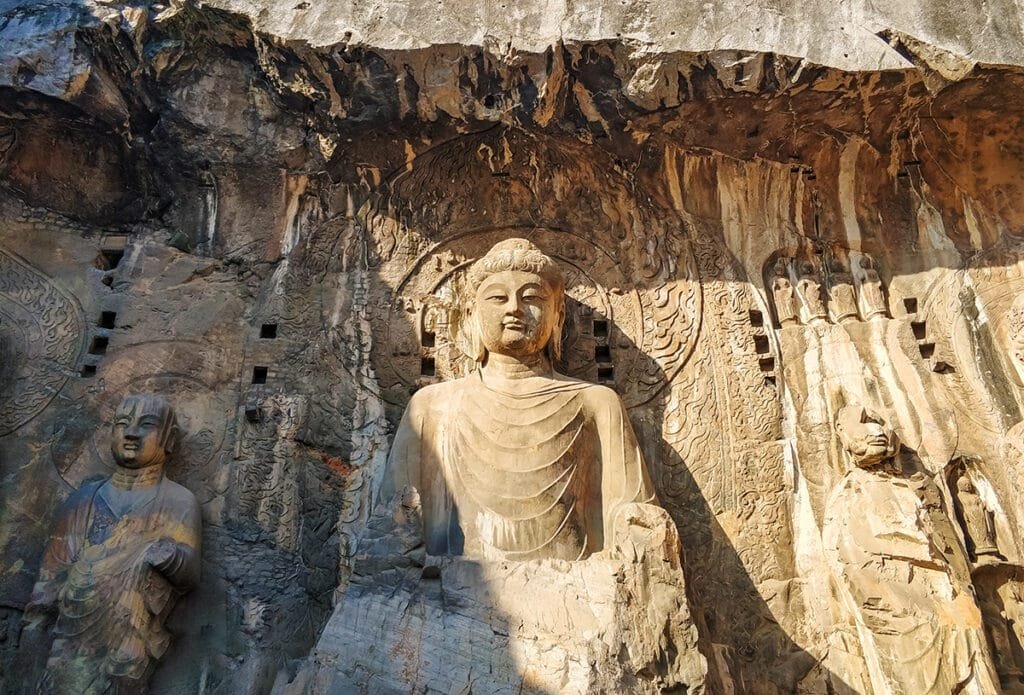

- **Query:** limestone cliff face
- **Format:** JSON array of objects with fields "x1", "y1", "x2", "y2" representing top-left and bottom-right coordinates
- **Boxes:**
[{"x1": 4, "y1": 1, "x2": 1024, "y2": 693}]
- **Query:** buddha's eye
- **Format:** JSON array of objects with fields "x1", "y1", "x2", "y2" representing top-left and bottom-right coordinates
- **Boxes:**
[{"x1": 485, "y1": 294, "x2": 507, "y2": 304}]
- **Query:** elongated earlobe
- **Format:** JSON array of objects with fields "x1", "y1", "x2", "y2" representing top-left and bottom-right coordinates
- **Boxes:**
[{"x1": 467, "y1": 310, "x2": 486, "y2": 364}]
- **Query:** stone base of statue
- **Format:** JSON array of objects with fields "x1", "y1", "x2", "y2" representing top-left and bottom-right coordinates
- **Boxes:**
[{"x1": 276, "y1": 504, "x2": 706, "y2": 694}]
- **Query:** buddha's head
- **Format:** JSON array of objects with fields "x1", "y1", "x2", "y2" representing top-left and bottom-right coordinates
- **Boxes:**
[
  {"x1": 463, "y1": 238, "x2": 566, "y2": 364},
  {"x1": 835, "y1": 405, "x2": 899, "y2": 468},
  {"x1": 111, "y1": 394, "x2": 179, "y2": 469}
]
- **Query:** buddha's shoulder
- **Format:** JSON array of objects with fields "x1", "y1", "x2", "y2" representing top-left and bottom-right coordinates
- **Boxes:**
[
  {"x1": 405, "y1": 379, "x2": 464, "y2": 408},
  {"x1": 549, "y1": 373, "x2": 623, "y2": 407}
]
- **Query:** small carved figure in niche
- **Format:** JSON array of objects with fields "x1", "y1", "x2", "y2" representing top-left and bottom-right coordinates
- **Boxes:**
[
  {"x1": 825, "y1": 258, "x2": 858, "y2": 323},
  {"x1": 379, "y1": 238, "x2": 656, "y2": 561},
  {"x1": 951, "y1": 471, "x2": 1002, "y2": 563},
  {"x1": 823, "y1": 405, "x2": 999, "y2": 694},
  {"x1": 21, "y1": 394, "x2": 201, "y2": 694},
  {"x1": 856, "y1": 255, "x2": 888, "y2": 320},
  {"x1": 770, "y1": 258, "x2": 798, "y2": 326},
  {"x1": 796, "y1": 260, "x2": 827, "y2": 324}
]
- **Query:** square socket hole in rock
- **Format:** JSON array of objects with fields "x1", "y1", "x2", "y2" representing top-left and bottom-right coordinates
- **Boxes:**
[
  {"x1": 421, "y1": 357, "x2": 436, "y2": 376},
  {"x1": 88, "y1": 336, "x2": 109, "y2": 355},
  {"x1": 260, "y1": 323, "x2": 278, "y2": 339},
  {"x1": 94, "y1": 249, "x2": 125, "y2": 270},
  {"x1": 252, "y1": 366, "x2": 268, "y2": 384},
  {"x1": 98, "y1": 311, "x2": 117, "y2": 329}
]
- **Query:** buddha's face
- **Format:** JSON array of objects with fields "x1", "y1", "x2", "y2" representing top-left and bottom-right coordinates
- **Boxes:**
[
  {"x1": 111, "y1": 398, "x2": 171, "y2": 469},
  {"x1": 473, "y1": 270, "x2": 562, "y2": 359},
  {"x1": 836, "y1": 406, "x2": 899, "y2": 468}
]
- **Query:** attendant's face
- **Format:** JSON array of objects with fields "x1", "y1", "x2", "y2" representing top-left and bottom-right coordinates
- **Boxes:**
[
  {"x1": 836, "y1": 407, "x2": 897, "y2": 467},
  {"x1": 473, "y1": 270, "x2": 562, "y2": 359},
  {"x1": 111, "y1": 400, "x2": 168, "y2": 469}
]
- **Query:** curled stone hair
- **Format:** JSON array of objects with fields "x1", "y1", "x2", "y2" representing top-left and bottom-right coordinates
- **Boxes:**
[
  {"x1": 465, "y1": 238, "x2": 565, "y2": 296},
  {"x1": 463, "y1": 238, "x2": 567, "y2": 364}
]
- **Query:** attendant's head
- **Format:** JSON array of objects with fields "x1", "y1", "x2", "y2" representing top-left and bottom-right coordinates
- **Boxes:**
[
  {"x1": 111, "y1": 394, "x2": 178, "y2": 469},
  {"x1": 464, "y1": 238, "x2": 566, "y2": 364},
  {"x1": 835, "y1": 405, "x2": 899, "y2": 468}
]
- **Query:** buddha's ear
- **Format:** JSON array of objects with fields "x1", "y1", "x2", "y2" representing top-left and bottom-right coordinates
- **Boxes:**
[
  {"x1": 463, "y1": 308, "x2": 487, "y2": 363},
  {"x1": 550, "y1": 298, "x2": 566, "y2": 363}
]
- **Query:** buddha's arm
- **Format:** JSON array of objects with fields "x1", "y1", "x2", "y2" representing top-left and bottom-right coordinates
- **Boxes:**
[
  {"x1": 377, "y1": 395, "x2": 424, "y2": 506},
  {"x1": 592, "y1": 388, "x2": 657, "y2": 545},
  {"x1": 360, "y1": 391, "x2": 427, "y2": 556}
]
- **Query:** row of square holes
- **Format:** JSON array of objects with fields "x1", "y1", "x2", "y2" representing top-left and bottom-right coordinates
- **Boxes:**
[
  {"x1": 80, "y1": 311, "x2": 117, "y2": 377},
  {"x1": 416, "y1": 319, "x2": 616, "y2": 382},
  {"x1": 251, "y1": 323, "x2": 278, "y2": 383},
  {"x1": 81, "y1": 245, "x2": 126, "y2": 377}
]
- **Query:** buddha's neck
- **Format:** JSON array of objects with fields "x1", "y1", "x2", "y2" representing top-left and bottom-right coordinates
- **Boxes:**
[
  {"x1": 110, "y1": 464, "x2": 164, "y2": 490},
  {"x1": 481, "y1": 352, "x2": 552, "y2": 380}
]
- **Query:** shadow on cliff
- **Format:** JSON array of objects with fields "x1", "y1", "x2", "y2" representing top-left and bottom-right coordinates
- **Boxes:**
[{"x1": 610, "y1": 308, "x2": 857, "y2": 694}]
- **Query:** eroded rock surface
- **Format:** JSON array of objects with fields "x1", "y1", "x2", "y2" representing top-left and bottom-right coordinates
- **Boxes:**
[{"x1": 5, "y1": 0, "x2": 1024, "y2": 693}]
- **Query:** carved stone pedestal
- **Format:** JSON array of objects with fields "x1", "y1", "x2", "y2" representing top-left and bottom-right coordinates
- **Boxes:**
[{"x1": 279, "y1": 505, "x2": 706, "y2": 694}]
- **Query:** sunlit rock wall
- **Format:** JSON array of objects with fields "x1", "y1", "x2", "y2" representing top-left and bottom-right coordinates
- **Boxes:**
[{"x1": 4, "y1": 1, "x2": 1024, "y2": 692}]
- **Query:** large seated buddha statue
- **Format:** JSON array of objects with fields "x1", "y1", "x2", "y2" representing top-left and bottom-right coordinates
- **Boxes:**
[
  {"x1": 380, "y1": 237, "x2": 655, "y2": 562},
  {"x1": 292, "y1": 239, "x2": 706, "y2": 694}
]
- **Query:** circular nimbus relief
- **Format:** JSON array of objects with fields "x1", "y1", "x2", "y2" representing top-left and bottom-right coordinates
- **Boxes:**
[
  {"x1": 372, "y1": 228, "x2": 701, "y2": 409},
  {"x1": 0, "y1": 248, "x2": 85, "y2": 435},
  {"x1": 58, "y1": 367, "x2": 227, "y2": 489}
]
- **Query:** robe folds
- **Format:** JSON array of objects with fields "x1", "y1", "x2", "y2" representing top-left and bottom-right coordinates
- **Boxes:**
[
  {"x1": 29, "y1": 475, "x2": 201, "y2": 694},
  {"x1": 383, "y1": 370, "x2": 655, "y2": 561}
]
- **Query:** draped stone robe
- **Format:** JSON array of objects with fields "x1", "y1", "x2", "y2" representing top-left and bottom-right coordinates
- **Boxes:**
[
  {"x1": 822, "y1": 465, "x2": 998, "y2": 695},
  {"x1": 383, "y1": 370, "x2": 655, "y2": 561},
  {"x1": 28, "y1": 475, "x2": 201, "y2": 694}
]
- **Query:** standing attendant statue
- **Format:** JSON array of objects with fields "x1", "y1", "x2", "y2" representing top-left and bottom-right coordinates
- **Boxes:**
[
  {"x1": 379, "y1": 237, "x2": 656, "y2": 561},
  {"x1": 826, "y1": 259, "x2": 858, "y2": 323},
  {"x1": 770, "y1": 258, "x2": 798, "y2": 326},
  {"x1": 823, "y1": 405, "x2": 998, "y2": 695},
  {"x1": 796, "y1": 261, "x2": 828, "y2": 324},
  {"x1": 22, "y1": 394, "x2": 201, "y2": 694},
  {"x1": 857, "y1": 255, "x2": 888, "y2": 320}
]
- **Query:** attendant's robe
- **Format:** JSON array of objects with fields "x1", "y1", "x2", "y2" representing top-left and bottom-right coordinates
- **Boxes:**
[
  {"x1": 823, "y1": 465, "x2": 998, "y2": 695},
  {"x1": 29, "y1": 475, "x2": 201, "y2": 694}
]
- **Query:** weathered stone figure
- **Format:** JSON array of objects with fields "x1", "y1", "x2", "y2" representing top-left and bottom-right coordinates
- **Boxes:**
[
  {"x1": 770, "y1": 258, "x2": 798, "y2": 326},
  {"x1": 382, "y1": 237, "x2": 655, "y2": 561},
  {"x1": 826, "y1": 258, "x2": 858, "y2": 323},
  {"x1": 23, "y1": 394, "x2": 201, "y2": 694},
  {"x1": 952, "y1": 473, "x2": 1001, "y2": 562},
  {"x1": 796, "y1": 260, "x2": 828, "y2": 324},
  {"x1": 823, "y1": 405, "x2": 999, "y2": 695},
  {"x1": 313, "y1": 238, "x2": 705, "y2": 693},
  {"x1": 857, "y1": 255, "x2": 887, "y2": 320}
]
